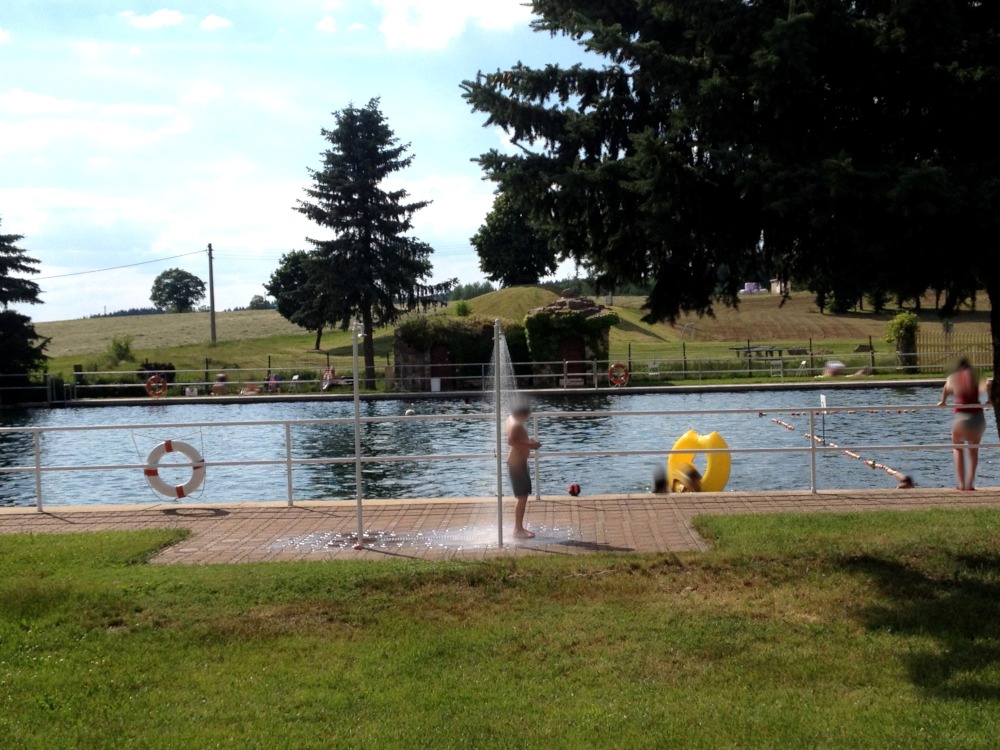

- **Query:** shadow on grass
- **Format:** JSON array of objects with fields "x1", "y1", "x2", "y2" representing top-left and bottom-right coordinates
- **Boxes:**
[
  {"x1": 844, "y1": 553, "x2": 1000, "y2": 701},
  {"x1": 614, "y1": 318, "x2": 671, "y2": 342}
]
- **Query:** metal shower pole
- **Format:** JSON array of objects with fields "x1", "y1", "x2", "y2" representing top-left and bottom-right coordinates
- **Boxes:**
[
  {"x1": 352, "y1": 321, "x2": 364, "y2": 549},
  {"x1": 494, "y1": 319, "x2": 504, "y2": 548}
]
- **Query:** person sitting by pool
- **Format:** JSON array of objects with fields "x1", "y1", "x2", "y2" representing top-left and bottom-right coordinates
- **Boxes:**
[
  {"x1": 672, "y1": 462, "x2": 702, "y2": 493},
  {"x1": 822, "y1": 360, "x2": 846, "y2": 377},
  {"x1": 938, "y1": 358, "x2": 990, "y2": 491},
  {"x1": 321, "y1": 367, "x2": 335, "y2": 391},
  {"x1": 212, "y1": 372, "x2": 227, "y2": 396}
]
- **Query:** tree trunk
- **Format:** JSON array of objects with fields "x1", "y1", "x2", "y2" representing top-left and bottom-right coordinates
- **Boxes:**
[
  {"x1": 313, "y1": 327, "x2": 323, "y2": 350},
  {"x1": 361, "y1": 306, "x2": 377, "y2": 389},
  {"x1": 987, "y1": 280, "x2": 1000, "y2": 441}
]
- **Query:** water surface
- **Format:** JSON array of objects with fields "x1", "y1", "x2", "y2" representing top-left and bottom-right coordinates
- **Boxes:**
[{"x1": 0, "y1": 386, "x2": 995, "y2": 507}]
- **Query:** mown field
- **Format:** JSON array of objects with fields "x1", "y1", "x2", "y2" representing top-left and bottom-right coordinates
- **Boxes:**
[
  {"x1": 3, "y1": 508, "x2": 1000, "y2": 748},
  {"x1": 34, "y1": 289, "x2": 992, "y2": 380}
]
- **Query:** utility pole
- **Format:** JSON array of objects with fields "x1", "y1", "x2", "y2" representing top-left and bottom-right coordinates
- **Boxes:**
[{"x1": 207, "y1": 243, "x2": 217, "y2": 344}]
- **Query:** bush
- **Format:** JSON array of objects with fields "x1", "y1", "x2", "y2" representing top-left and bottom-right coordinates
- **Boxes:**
[
  {"x1": 107, "y1": 334, "x2": 135, "y2": 364},
  {"x1": 137, "y1": 362, "x2": 177, "y2": 383},
  {"x1": 884, "y1": 312, "x2": 919, "y2": 346},
  {"x1": 454, "y1": 300, "x2": 471, "y2": 317},
  {"x1": 885, "y1": 312, "x2": 919, "y2": 373}
]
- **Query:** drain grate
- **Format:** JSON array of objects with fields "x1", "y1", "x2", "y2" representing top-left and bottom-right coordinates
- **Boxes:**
[{"x1": 269, "y1": 524, "x2": 578, "y2": 552}]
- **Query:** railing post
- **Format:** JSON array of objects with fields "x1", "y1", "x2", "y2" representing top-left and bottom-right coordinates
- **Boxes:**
[
  {"x1": 808, "y1": 409, "x2": 817, "y2": 493},
  {"x1": 533, "y1": 412, "x2": 540, "y2": 502},
  {"x1": 563, "y1": 360, "x2": 568, "y2": 389},
  {"x1": 285, "y1": 422, "x2": 294, "y2": 507},
  {"x1": 593, "y1": 359, "x2": 598, "y2": 389},
  {"x1": 33, "y1": 431, "x2": 43, "y2": 512}
]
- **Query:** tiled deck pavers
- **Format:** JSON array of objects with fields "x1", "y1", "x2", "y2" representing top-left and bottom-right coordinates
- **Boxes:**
[{"x1": 3, "y1": 488, "x2": 1000, "y2": 564}]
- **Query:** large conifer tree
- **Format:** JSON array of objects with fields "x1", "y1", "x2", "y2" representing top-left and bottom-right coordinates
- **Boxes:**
[
  {"x1": 0, "y1": 217, "x2": 48, "y2": 377},
  {"x1": 463, "y1": 0, "x2": 1000, "y2": 426},
  {"x1": 296, "y1": 98, "x2": 453, "y2": 386}
]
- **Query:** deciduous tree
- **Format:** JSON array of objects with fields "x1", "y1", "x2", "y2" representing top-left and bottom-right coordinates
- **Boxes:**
[
  {"x1": 150, "y1": 268, "x2": 206, "y2": 313},
  {"x1": 471, "y1": 192, "x2": 557, "y2": 287},
  {"x1": 264, "y1": 250, "x2": 330, "y2": 349}
]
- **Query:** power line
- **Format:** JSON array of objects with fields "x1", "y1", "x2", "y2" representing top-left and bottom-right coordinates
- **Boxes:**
[{"x1": 36, "y1": 250, "x2": 204, "y2": 281}]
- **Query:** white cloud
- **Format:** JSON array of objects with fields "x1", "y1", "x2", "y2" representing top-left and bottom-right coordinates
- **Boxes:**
[
  {"x1": 374, "y1": 0, "x2": 533, "y2": 50},
  {"x1": 0, "y1": 114, "x2": 192, "y2": 155},
  {"x1": 200, "y1": 14, "x2": 232, "y2": 31},
  {"x1": 349, "y1": 22, "x2": 366, "y2": 31},
  {"x1": 0, "y1": 26, "x2": 11, "y2": 44},
  {"x1": 120, "y1": 9, "x2": 184, "y2": 30},
  {"x1": 76, "y1": 40, "x2": 105, "y2": 59},
  {"x1": 315, "y1": 16, "x2": 337, "y2": 33},
  {"x1": 0, "y1": 89, "x2": 88, "y2": 116},
  {"x1": 389, "y1": 173, "x2": 494, "y2": 240},
  {"x1": 183, "y1": 80, "x2": 225, "y2": 105}
]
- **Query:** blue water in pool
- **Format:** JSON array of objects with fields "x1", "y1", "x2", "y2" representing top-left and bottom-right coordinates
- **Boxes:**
[{"x1": 0, "y1": 386, "x2": 995, "y2": 507}]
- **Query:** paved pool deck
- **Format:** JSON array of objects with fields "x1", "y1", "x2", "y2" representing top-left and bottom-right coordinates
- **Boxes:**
[{"x1": 2, "y1": 488, "x2": 1000, "y2": 564}]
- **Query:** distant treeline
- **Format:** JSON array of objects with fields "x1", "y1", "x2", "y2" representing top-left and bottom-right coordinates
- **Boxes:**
[{"x1": 90, "y1": 307, "x2": 162, "y2": 318}]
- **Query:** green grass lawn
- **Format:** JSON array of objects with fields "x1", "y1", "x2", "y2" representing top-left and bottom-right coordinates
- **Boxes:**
[{"x1": 3, "y1": 509, "x2": 1000, "y2": 748}]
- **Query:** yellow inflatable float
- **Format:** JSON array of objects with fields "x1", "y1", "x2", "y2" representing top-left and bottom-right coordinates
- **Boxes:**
[{"x1": 668, "y1": 430, "x2": 731, "y2": 492}]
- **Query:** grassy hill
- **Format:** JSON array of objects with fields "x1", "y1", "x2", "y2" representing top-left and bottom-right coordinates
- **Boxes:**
[
  {"x1": 607, "y1": 292, "x2": 991, "y2": 360},
  {"x1": 33, "y1": 288, "x2": 992, "y2": 379},
  {"x1": 464, "y1": 286, "x2": 559, "y2": 321}
]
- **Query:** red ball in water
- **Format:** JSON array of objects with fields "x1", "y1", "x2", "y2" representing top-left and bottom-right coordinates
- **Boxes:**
[{"x1": 567, "y1": 482, "x2": 581, "y2": 497}]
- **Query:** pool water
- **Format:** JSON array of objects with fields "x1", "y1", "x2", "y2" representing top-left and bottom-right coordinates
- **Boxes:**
[{"x1": 0, "y1": 386, "x2": 995, "y2": 507}]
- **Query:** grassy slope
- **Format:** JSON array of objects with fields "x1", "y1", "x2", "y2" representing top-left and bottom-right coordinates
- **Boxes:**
[
  {"x1": 608, "y1": 292, "x2": 992, "y2": 360},
  {"x1": 34, "y1": 289, "x2": 991, "y2": 377},
  {"x1": 465, "y1": 285, "x2": 559, "y2": 320},
  {"x1": 3, "y1": 510, "x2": 1000, "y2": 748}
]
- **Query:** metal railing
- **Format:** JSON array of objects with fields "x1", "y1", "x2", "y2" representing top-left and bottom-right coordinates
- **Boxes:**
[
  {"x1": 35, "y1": 351, "x2": 991, "y2": 402},
  {"x1": 1, "y1": 403, "x2": 995, "y2": 517}
]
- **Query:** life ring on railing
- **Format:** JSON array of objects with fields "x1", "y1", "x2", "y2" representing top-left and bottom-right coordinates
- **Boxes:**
[
  {"x1": 144, "y1": 440, "x2": 205, "y2": 498},
  {"x1": 145, "y1": 375, "x2": 167, "y2": 398},
  {"x1": 608, "y1": 363, "x2": 630, "y2": 387},
  {"x1": 667, "y1": 430, "x2": 731, "y2": 492}
]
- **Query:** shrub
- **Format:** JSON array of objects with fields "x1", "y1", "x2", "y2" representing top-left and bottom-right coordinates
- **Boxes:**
[
  {"x1": 107, "y1": 334, "x2": 135, "y2": 364},
  {"x1": 884, "y1": 312, "x2": 919, "y2": 346},
  {"x1": 454, "y1": 300, "x2": 471, "y2": 317}
]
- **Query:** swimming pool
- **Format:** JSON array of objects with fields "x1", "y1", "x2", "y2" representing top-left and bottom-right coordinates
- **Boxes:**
[{"x1": 0, "y1": 385, "x2": 995, "y2": 507}]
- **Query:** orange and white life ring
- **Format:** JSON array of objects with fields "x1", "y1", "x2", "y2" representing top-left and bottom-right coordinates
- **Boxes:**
[
  {"x1": 608, "y1": 363, "x2": 629, "y2": 387},
  {"x1": 144, "y1": 440, "x2": 205, "y2": 498},
  {"x1": 145, "y1": 375, "x2": 167, "y2": 398}
]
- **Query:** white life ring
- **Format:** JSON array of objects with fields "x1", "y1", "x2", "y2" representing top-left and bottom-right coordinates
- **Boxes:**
[{"x1": 144, "y1": 440, "x2": 205, "y2": 498}]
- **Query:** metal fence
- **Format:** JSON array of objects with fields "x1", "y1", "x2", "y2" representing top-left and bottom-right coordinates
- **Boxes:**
[
  {"x1": 2, "y1": 403, "x2": 996, "y2": 546},
  {"x1": 918, "y1": 333, "x2": 994, "y2": 369}
]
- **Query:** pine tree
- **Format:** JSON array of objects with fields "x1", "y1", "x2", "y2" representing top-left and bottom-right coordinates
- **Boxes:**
[
  {"x1": 296, "y1": 99, "x2": 454, "y2": 386},
  {"x1": 0, "y1": 217, "x2": 48, "y2": 376}
]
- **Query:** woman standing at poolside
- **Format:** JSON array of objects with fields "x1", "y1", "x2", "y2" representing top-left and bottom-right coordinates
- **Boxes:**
[{"x1": 938, "y1": 358, "x2": 991, "y2": 491}]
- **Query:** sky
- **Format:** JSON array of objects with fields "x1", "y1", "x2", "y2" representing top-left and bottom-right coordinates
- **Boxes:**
[{"x1": 0, "y1": 1, "x2": 588, "y2": 322}]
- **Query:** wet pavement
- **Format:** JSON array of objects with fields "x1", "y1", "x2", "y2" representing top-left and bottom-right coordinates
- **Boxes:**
[{"x1": 3, "y1": 488, "x2": 1000, "y2": 564}]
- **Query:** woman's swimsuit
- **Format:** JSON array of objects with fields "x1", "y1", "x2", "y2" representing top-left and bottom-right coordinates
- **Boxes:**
[{"x1": 953, "y1": 369, "x2": 986, "y2": 432}]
